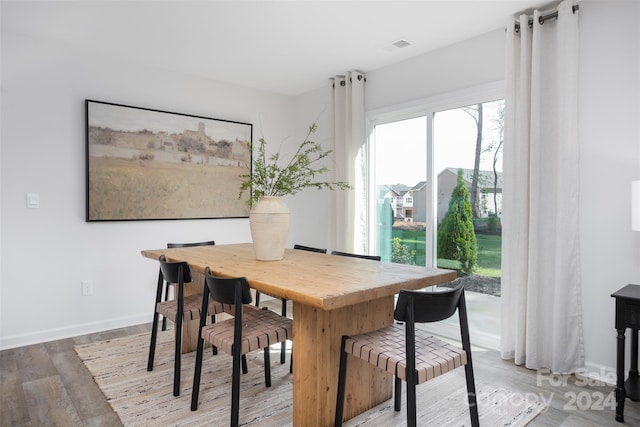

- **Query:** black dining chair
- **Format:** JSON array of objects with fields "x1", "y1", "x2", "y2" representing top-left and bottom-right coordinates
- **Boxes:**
[
  {"x1": 147, "y1": 254, "x2": 231, "y2": 397},
  {"x1": 293, "y1": 244, "x2": 328, "y2": 253},
  {"x1": 334, "y1": 281, "x2": 479, "y2": 427},
  {"x1": 161, "y1": 240, "x2": 215, "y2": 331},
  {"x1": 331, "y1": 250, "x2": 381, "y2": 261},
  {"x1": 191, "y1": 268, "x2": 293, "y2": 427}
]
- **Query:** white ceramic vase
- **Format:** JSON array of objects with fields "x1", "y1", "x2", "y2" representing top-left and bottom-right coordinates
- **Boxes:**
[{"x1": 249, "y1": 196, "x2": 290, "y2": 261}]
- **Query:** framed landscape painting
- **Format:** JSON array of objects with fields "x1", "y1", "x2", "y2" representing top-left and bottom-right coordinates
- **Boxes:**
[{"x1": 85, "y1": 100, "x2": 252, "y2": 221}]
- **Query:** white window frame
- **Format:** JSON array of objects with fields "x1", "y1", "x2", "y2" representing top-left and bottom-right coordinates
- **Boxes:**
[{"x1": 365, "y1": 81, "x2": 505, "y2": 267}]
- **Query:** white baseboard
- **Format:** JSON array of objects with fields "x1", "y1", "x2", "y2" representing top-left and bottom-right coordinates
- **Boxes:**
[
  {"x1": 0, "y1": 313, "x2": 151, "y2": 350},
  {"x1": 579, "y1": 361, "x2": 617, "y2": 387}
]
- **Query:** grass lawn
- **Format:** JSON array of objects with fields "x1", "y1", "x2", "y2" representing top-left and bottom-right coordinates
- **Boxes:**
[
  {"x1": 390, "y1": 228, "x2": 502, "y2": 277},
  {"x1": 474, "y1": 233, "x2": 502, "y2": 277}
]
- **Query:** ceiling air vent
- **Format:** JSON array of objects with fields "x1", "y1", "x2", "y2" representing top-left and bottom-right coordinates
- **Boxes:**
[{"x1": 391, "y1": 39, "x2": 411, "y2": 49}]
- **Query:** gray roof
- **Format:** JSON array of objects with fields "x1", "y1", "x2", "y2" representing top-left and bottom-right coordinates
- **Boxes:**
[
  {"x1": 440, "y1": 167, "x2": 503, "y2": 189},
  {"x1": 411, "y1": 181, "x2": 427, "y2": 191},
  {"x1": 389, "y1": 184, "x2": 412, "y2": 194}
]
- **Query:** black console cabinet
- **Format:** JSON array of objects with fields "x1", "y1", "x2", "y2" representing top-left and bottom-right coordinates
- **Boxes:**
[{"x1": 612, "y1": 284, "x2": 640, "y2": 422}]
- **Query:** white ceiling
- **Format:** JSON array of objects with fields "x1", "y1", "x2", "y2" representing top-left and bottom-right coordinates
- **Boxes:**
[{"x1": 3, "y1": 0, "x2": 551, "y2": 96}]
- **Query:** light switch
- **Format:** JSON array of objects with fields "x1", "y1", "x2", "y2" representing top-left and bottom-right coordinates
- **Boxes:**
[{"x1": 27, "y1": 193, "x2": 40, "y2": 209}]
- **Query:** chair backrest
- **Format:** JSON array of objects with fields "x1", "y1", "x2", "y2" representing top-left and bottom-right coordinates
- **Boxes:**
[
  {"x1": 293, "y1": 244, "x2": 327, "y2": 253},
  {"x1": 331, "y1": 250, "x2": 381, "y2": 261},
  {"x1": 158, "y1": 254, "x2": 192, "y2": 284},
  {"x1": 203, "y1": 267, "x2": 252, "y2": 306},
  {"x1": 167, "y1": 240, "x2": 215, "y2": 248},
  {"x1": 394, "y1": 281, "x2": 464, "y2": 323}
]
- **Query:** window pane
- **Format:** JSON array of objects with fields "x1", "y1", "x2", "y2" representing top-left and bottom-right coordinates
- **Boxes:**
[
  {"x1": 434, "y1": 100, "x2": 503, "y2": 283},
  {"x1": 373, "y1": 117, "x2": 427, "y2": 266}
]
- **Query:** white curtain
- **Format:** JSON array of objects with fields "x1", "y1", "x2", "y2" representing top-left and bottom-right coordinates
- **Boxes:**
[
  {"x1": 328, "y1": 71, "x2": 366, "y2": 253},
  {"x1": 501, "y1": 0, "x2": 585, "y2": 373}
]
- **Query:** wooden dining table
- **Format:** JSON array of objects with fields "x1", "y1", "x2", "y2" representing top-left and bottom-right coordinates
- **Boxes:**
[{"x1": 141, "y1": 243, "x2": 456, "y2": 426}]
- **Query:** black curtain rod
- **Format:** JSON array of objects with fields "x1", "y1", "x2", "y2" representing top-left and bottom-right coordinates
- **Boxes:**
[{"x1": 514, "y1": 4, "x2": 579, "y2": 33}]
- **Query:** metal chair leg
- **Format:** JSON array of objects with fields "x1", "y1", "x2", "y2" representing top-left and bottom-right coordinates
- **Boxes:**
[
  {"x1": 280, "y1": 298, "x2": 287, "y2": 364},
  {"x1": 241, "y1": 354, "x2": 248, "y2": 374},
  {"x1": 172, "y1": 277, "x2": 185, "y2": 397},
  {"x1": 334, "y1": 336, "x2": 349, "y2": 427},
  {"x1": 211, "y1": 315, "x2": 217, "y2": 355},
  {"x1": 147, "y1": 311, "x2": 160, "y2": 371},
  {"x1": 406, "y1": 374, "x2": 417, "y2": 427},
  {"x1": 230, "y1": 349, "x2": 241, "y2": 427},
  {"x1": 148, "y1": 270, "x2": 164, "y2": 371},
  {"x1": 264, "y1": 347, "x2": 272, "y2": 387},
  {"x1": 464, "y1": 360, "x2": 480, "y2": 427},
  {"x1": 161, "y1": 283, "x2": 170, "y2": 331},
  {"x1": 190, "y1": 334, "x2": 206, "y2": 411},
  {"x1": 394, "y1": 376, "x2": 402, "y2": 411},
  {"x1": 173, "y1": 311, "x2": 182, "y2": 397}
]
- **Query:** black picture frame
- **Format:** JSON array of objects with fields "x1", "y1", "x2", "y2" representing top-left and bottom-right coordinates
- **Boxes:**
[{"x1": 85, "y1": 99, "x2": 252, "y2": 221}]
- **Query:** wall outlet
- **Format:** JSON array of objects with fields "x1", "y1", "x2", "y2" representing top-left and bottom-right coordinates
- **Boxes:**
[
  {"x1": 26, "y1": 193, "x2": 40, "y2": 209},
  {"x1": 81, "y1": 280, "x2": 94, "y2": 296}
]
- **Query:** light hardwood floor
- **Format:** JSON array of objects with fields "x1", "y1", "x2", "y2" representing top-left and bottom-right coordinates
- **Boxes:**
[{"x1": 1, "y1": 304, "x2": 638, "y2": 426}]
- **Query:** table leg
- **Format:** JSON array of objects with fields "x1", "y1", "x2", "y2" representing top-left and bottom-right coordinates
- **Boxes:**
[
  {"x1": 631, "y1": 330, "x2": 638, "y2": 377},
  {"x1": 616, "y1": 328, "x2": 626, "y2": 422},
  {"x1": 292, "y1": 296, "x2": 394, "y2": 427}
]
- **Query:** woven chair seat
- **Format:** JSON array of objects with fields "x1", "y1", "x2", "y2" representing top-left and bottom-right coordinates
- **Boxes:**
[
  {"x1": 344, "y1": 322, "x2": 467, "y2": 384},
  {"x1": 156, "y1": 294, "x2": 232, "y2": 322},
  {"x1": 201, "y1": 307, "x2": 292, "y2": 355}
]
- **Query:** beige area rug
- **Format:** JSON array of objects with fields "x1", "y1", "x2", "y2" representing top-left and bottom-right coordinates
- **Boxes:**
[{"x1": 75, "y1": 331, "x2": 545, "y2": 426}]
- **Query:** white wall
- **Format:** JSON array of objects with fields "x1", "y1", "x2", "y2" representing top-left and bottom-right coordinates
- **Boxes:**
[
  {"x1": 365, "y1": 28, "x2": 507, "y2": 112},
  {"x1": 578, "y1": 0, "x2": 640, "y2": 376},
  {"x1": 0, "y1": 26, "x2": 295, "y2": 348},
  {"x1": 296, "y1": 0, "x2": 640, "y2": 376},
  {"x1": 289, "y1": 86, "x2": 334, "y2": 250}
]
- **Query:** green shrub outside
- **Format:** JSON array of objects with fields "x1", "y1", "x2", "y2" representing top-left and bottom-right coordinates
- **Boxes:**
[
  {"x1": 391, "y1": 237, "x2": 417, "y2": 265},
  {"x1": 436, "y1": 169, "x2": 478, "y2": 275}
]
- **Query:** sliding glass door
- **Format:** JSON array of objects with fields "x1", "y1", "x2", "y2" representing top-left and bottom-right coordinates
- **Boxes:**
[{"x1": 368, "y1": 93, "x2": 504, "y2": 348}]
